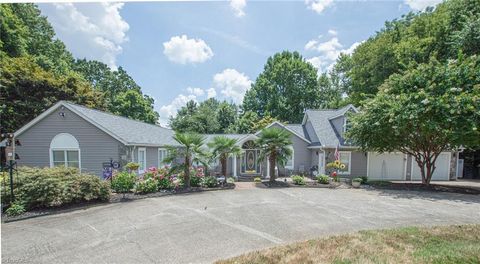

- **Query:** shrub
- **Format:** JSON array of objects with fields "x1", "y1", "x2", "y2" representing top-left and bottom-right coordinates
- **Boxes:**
[
  {"x1": 291, "y1": 175, "x2": 306, "y2": 185},
  {"x1": 1, "y1": 167, "x2": 110, "y2": 210},
  {"x1": 5, "y1": 202, "x2": 26, "y2": 216},
  {"x1": 352, "y1": 177, "x2": 363, "y2": 183},
  {"x1": 360, "y1": 176, "x2": 368, "y2": 184},
  {"x1": 157, "y1": 176, "x2": 174, "y2": 190},
  {"x1": 189, "y1": 176, "x2": 202, "y2": 187},
  {"x1": 317, "y1": 174, "x2": 330, "y2": 184},
  {"x1": 202, "y1": 176, "x2": 218, "y2": 188},
  {"x1": 125, "y1": 162, "x2": 140, "y2": 171},
  {"x1": 227, "y1": 177, "x2": 235, "y2": 184},
  {"x1": 111, "y1": 171, "x2": 136, "y2": 196},
  {"x1": 134, "y1": 178, "x2": 158, "y2": 194},
  {"x1": 254, "y1": 177, "x2": 262, "y2": 183}
]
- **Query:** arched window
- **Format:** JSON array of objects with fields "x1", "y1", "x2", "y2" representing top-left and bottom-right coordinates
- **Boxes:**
[{"x1": 50, "y1": 133, "x2": 81, "y2": 169}]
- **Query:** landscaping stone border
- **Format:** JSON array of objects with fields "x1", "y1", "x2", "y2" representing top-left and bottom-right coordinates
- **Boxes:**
[{"x1": 2, "y1": 184, "x2": 235, "y2": 223}]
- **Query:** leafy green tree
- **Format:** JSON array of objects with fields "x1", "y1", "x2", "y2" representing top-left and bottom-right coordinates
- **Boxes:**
[
  {"x1": 170, "y1": 98, "x2": 238, "y2": 134},
  {"x1": 110, "y1": 90, "x2": 159, "y2": 124},
  {"x1": 164, "y1": 132, "x2": 206, "y2": 188},
  {"x1": 233, "y1": 111, "x2": 259, "y2": 134},
  {"x1": 243, "y1": 51, "x2": 320, "y2": 123},
  {"x1": 341, "y1": 0, "x2": 480, "y2": 105},
  {"x1": 208, "y1": 136, "x2": 241, "y2": 182},
  {"x1": 0, "y1": 56, "x2": 104, "y2": 132},
  {"x1": 347, "y1": 56, "x2": 480, "y2": 185},
  {"x1": 252, "y1": 115, "x2": 278, "y2": 132},
  {"x1": 256, "y1": 127, "x2": 293, "y2": 182}
]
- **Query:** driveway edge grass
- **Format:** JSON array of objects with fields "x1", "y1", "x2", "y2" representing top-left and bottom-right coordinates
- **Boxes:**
[{"x1": 216, "y1": 224, "x2": 480, "y2": 264}]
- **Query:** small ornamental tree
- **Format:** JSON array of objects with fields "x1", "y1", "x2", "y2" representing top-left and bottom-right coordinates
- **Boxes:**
[
  {"x1": 208, "y1": 136, "x2": 241, "y2": 183},
  {"x1": 256, "y1": 127, "x2": 293, "y2": 182},
  {"x1": 347, "y1": 55, "x2": 480, "y2": 185},
  {"x1": 164, "y1": 132, "x2": 206, "y2": 188}
]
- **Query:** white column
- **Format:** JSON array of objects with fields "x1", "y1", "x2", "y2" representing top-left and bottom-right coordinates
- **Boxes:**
[
  {"x1": 233, "y1": 154, "x2": 237, "y2": 178},
  {"x1": 266, "y1": 156, "x2": 270, "y2": 178}
]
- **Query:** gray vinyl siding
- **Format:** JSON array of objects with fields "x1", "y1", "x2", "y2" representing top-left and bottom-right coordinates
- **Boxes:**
[
  {"x1": 270, "y1": 123, "x2": 311, "y2": 176},
  {"x1": 330, "y1": 116, "x2": 344, "y2": 140},
  {"x1": 304, "y1": 120, "x2": 319, "y2": 142},
  {"x1": 15, "y1": 107, "x2": 123, "y2": 176},
  {"x1": 132, "y1": 147, "x2": 161, "y2": 169}
]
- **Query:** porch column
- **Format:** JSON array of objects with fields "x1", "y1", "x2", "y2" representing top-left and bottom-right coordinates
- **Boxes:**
[
  {"x1": 233, "y1": 154, "x2": 237, "y2": 178},
  {"x1": 266, "y1": 156, "x2": 270, "y2": 178}
]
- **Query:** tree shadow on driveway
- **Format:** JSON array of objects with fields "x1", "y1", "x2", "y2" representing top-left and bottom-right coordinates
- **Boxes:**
[{"x1": 362, "y1": 187, "x2": 480, "y2": 204}]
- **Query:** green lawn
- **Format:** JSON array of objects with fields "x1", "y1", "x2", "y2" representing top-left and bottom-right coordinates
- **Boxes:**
[{"x1": 216, "y1": 225, "x2": 480, "y2": 264}]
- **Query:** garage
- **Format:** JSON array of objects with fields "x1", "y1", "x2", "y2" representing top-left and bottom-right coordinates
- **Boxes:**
[
  {"x1": 368, "y1": 152, "x2": 406, "y2": 180},
  {"x1": 411, "y1": 152, "x2": 451, "y2": 181}
]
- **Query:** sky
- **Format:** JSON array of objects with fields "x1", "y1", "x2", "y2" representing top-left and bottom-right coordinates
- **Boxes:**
[{"x1": 39, "y1": 0, "x2": 443, "y2": 126}]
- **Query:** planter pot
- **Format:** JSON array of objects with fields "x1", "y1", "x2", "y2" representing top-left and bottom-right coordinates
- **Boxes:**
[{"x1": 352, "y1": 181, "x2": 361, "y2": 188}]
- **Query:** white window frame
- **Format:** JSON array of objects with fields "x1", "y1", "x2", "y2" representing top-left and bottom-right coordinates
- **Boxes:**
[
  {"x1": 343, "y1": 117, "x2": 348, "y2": 133},
  {"x1": 138, "y1": 147, "x2": 146, "y2": 172},
  {"x1": 49, "y1": 133, "x2": 81, "y2": 171},
  {"x1": 338, "y1": 151, "x2": 351, "y2": 175},
  {"x1": 285, "y1": 146, "x2": 294, "y2": 170},
  {"x1": 158, "y1": 148, "x2": 169, "y2": 168}
]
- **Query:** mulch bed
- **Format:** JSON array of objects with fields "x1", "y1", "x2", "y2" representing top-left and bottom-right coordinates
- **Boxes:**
[
  {"x1": 369, "y1": 182, "x2": 480, "y2": 195},
  {"x1": 2, "y1": 183, "x2": 235, "y2": 223},
  {"x1": 261, "y1": 180, "x2": 342, "y2": 189}
]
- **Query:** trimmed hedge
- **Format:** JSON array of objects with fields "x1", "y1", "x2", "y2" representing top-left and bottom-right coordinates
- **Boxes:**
[{"x1": 1, "y1": 167, "x2": 110, "y2": 210}]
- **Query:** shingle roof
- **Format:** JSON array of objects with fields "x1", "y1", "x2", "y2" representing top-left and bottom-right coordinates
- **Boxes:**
[
  {"x1": 285, "y1": 124, "x2": 310, "y2": 141},
  {"x1": 304, "y1": 104, "x2": 356, "y2": 148},
  {"x1": 63, "y1": 102, "x2": 179, "y2": 146}
]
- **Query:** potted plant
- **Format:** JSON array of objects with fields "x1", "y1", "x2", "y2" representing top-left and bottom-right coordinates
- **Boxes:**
[{"x1": 352, "y1": 177, "x2": 362, "y2": 188}]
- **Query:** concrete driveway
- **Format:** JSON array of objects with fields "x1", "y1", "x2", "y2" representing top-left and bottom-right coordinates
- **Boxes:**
[{"x1": 2, "y1": 187, "x2": 480, "y2": 264}]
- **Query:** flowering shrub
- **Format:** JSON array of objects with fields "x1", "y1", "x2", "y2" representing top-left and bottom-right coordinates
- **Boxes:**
[
  {"x1": 326, "y1": 159, "x2": 346, "y2": 182},
  {"x1": 112, "y1": 171, "x2": 136, "y2": 196},
  {"x1": 134, "y1": 178, "x2": 157, "y2": 194}
]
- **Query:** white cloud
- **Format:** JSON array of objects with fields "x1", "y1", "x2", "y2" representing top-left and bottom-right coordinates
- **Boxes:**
[
  {"x1": 39, "y1": 3, "x2": 129, "y2": 69},
  {"x1": 230, "y1": 0, "x2": 247, "y2": 17},
  {"x1": 158, "y1": 94, "x2": 197, "y2": 126},
  {"x1": 305, "y1": 0, "x2": 334, "y2": 14},
  {"x1": 186, "y1": 87, "x2": 205, "y2": 96},
  {"x1": 206, "y1": 88, "x2": 217, "y2": 99},
  {"x1": 305, "y1": 35, "x2": 362, "y2": 73},
  {"x1": 404, "y1": 0, "x2": 443, "y2": 10},
  {"x1": 213, "y1": 69, "x2": 252, "y2": 104},
  {"x1": 328, "y1": 29, "x2": 337, "y2": 36},
  {"x1": 163, "y1": 35, "x2": 214, "y2": 64}
]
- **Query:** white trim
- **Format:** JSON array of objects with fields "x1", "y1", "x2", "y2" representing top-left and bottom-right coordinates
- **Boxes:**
[
  {"x1": 137, "y1": 147, "x2": 147, "y2": 172},
  {"x1": 338, "y1": 151, "x2": 351, "y2": 175},
  {"x1": 256, "y1": 121, "x2": 311, "y2": 144},
  {"x1": 342, "y1": 117, "x2": 348, "y2": 133},
  {"x1": 237, "y1": 134, "x2": 259, "y2": 146},
  {"x1": 233, "y1": 154, "x2": 237, "y2": 178}
]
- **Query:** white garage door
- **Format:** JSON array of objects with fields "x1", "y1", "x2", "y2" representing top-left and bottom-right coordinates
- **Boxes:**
[
  {"x1": 368, "y1": 152, "x2": 406, "y2": 180},
  {"x1": 411, "y1": 153, "x2": 450, "y2": 181}
]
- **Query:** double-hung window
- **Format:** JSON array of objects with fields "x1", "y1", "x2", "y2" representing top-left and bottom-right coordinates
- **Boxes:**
[
  {"x1": 338, "y1": 151, "x2": 351, "y2": 175},
  {"x1": 158, "y1": 148, "x2": 169, "y2": 167},
  {"x1": 52, "y1": 150, "x2": 80, "y2": 168},
  {"x1": 50, "y1": 133, "x2": 81, "y2": 170},
  {"x1": 285, "y1": 147, "x2": 294, "y2": 170},
  {"x1": 138, "y1": 148, "x2": 146, "y2": 171}
]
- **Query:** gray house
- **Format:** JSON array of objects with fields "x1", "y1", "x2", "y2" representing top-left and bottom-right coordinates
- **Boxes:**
[{"x1": 9, "y1": 101, "x2": 460, "y2": 181}]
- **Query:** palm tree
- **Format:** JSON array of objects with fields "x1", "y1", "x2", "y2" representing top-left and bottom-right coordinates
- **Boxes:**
[
  {"x1": 164, "y1": 132, "x2": 206, "y2": 188},
  {"x1": 208, "y1": 136, "x2": 241, "y2": 183},
  {"x1": 256, "y1": 127, "x2": 293, "y2": 182}
]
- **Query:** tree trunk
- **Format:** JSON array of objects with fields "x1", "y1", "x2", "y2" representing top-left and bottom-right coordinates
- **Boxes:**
[
  {"x1": 269, "y1": 152, "x2": 276, "y2": 182},
  {"x1": 184, "y1": 155, "x2": 190, "y2": 188},
  {"x1": 415, "y1": 152, "x2": 439, "y2": 187},
  {"x1": 221, "y1": 155, "x2": 227, "y2": 184}
]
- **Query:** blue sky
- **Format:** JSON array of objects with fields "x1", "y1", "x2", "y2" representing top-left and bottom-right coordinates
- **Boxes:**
[{"x1": 39, "y1": 0, "x2": 442, "y2": 125}]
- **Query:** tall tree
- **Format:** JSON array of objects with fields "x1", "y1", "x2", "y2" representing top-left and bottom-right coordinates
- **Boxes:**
[
  {"x1": 0, "y1": 56, "x2": 103, "y2": 132},
  {"x1": 110, "y1": 90, "x2": 159, "y2": 124},
  {"x1": 347, "y1": 55, "x2": 480, "y2": 185},
  {"x1": 233, "y1": 110, "x2": 259, "y2": 134},
  {"x1": 243, "y1": 51, "x2": 320, "y2": 123},
  {"x1": 208, "y1": 136, "x2": 241, "y2": 182},
  {"x1": 256, "y1": 127, "x2": 293, "y2": 182}
]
